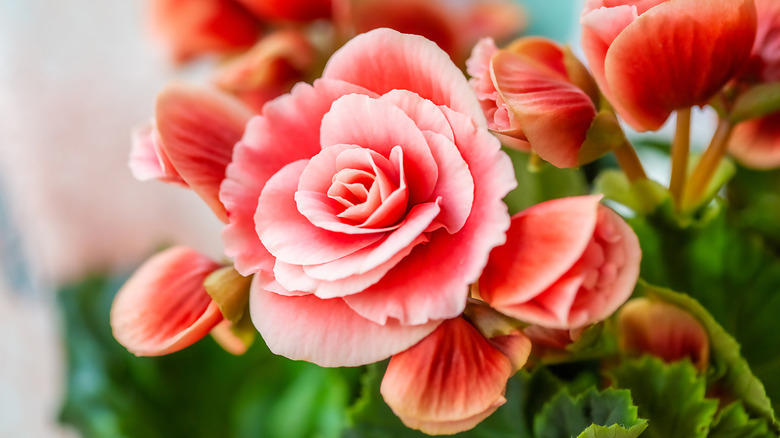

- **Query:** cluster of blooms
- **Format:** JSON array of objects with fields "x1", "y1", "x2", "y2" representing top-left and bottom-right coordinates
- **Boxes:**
[{"x1": 113, "y1": 0, "x2": 780, "y2": 434}]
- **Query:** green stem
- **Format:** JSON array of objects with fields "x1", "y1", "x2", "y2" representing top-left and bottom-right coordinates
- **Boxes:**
[
  {"x1": 613, "y1": 141, "x2": 647, "y2": 183},
  {"x1": 683, "y1": 117, "x2": 734, "y2": 209},
  {"x1": 670, "y1": 108, "x2": 691, "y2": 209}
]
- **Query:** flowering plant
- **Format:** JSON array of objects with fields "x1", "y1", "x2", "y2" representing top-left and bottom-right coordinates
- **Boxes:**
[{"x1": 93, "y1": 0, "x2": 780, "y2": 436}]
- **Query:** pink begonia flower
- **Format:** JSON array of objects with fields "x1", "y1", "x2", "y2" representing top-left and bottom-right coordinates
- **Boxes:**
[
  {"x1": 351, "y1": 0, "x2": 525, "y2": 66},
  {"x1": 221, "y1": 28, "x2": 516, "y2": 366},
  {"x1": 618, "y1": 298, "x2": 709, "y2": 371},
  {"x1": 129, "y1": 83, "x2": 253, "y2": 222},
  {"x1": 467, "y1": 37, "x2": 605, "y2": 168},
  {"x1": 580, "y1": 0, "x2": 757, "y2": 131},
  {"x1": 235, "y1": 0, "x2": 332, "y2": 22},
  {"x1": 110, "y1": 247, "x2": 224, "y2": 356},
  {"x1": 149, "y1": 0, "x2": 261, "y2": 63},
  {"x1": 729, "y1": 0, "x2": 780, "y2": 169},
  {"x1": 381, "y1": 317, "x2": 531, "y2": 435},
  {"x1": 214, "y1": 29, "x2": 318, "y2": 113},
  {"x1": 479, "y1": 195, "x2": 641, "y2": 330}
]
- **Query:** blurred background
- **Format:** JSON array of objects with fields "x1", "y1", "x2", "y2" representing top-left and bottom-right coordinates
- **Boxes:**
[{"x1": 0, "y1": 1, "x2": 580, "y2": 436}]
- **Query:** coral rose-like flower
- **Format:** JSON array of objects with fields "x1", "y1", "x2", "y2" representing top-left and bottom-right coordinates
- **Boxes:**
[
  {"x1": 618, "y1": 298, "x2": 709, "y2": 371},
  {"x1": 111, "y1": 246, "x2": 224, "y2": 356},
  {"x1": 729, "y1": 0, "x2": 780, "y2": 169},
  {"x1": 467, "y1": 36, "x2": 620, "y2": 168},
  {"x1": 479, "y1": 195, "x2": 641, "y2": 329},
  {"x1": 381, "y1": 317, "x2": 531, "y2": 435},
  {"x1": 580, "y1": 0, "x2": 757, "y2": 131},
  {"x1": 221, "y1": 28, "x2": 517, "y2": 367},
  {"x1": 149, "y1": 0, "x2": 261, "y2": 63}
]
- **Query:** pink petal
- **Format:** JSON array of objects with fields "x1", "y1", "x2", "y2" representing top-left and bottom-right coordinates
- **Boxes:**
[
  {"x1": 155, "y1": 83, "x2": 253, "y2": 222},
  {"x1": 320, "y1": 94, "x2": 438, "y2": 205},
  {"x1": 424, "y1": 131, "x2": 474, "y2": 233},
  {"x1": 255, "y1": 160, "x2": 383, "y2": 265},
  {"x1": 220, "y1": 79, "x2": 376, "y2": 274},
  {"x1": 480, "y1": 195, "x2": 602, "y2": 307},
  {"x1": 249, "y1": 277, "x2": 441, "y2": 367},
  {"x1": 344, "y1": 108, "x2": 515, "y2": 325},
  {"x1": 491, "y1": 50, "x2": 597, "y2": 168},
  {"x1": 322, "y1": 28, "x2": 487, "y2": 127},
  {"x1": 728, "y1": 112, "x2": 780, "y2": 169},
  {"x1": 302, "y1": 201, "x2": 441, "y2": 282},
  {"x1": 110, "y1": 247, "x2": 223, "y2": 356},
  {"x1": 380, "y1": 90, "x2": 455, "y2": 142},
  {"x1": 380, "y1": 317, "x2": 512, "y2": 435},
  {"x1": 128, "y1": 121, "x2": 185, "y2": 185},
  {"x1": 603, "y1": 0, "x2": 757, "y2": 131}
]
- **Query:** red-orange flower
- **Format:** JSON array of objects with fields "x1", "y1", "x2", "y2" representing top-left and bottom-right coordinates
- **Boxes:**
[
  {"x1": 235, "y1": 0, "x2": 332, "y2": 22},
  {"x1": 467, "y1": 36, "x2": 609, "y2": 168},
  {"x1": 581, "y1": 0, "x2": 757, "y2": 131},
  {"x1": 149, "y1": 0, "x2": 261, "y2": 63},
  {"x1": 729, "y1": 0, "x2": 780, "y2": 169}
]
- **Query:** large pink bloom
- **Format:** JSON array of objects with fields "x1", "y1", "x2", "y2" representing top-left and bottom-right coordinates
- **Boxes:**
[
  {"x1": 479, "y1": 195, "x2": 641, "y2": 330},
  {"x1": 222, "y1": 28, "x2": 516, "y2": 366},
  {"x1": 580, "y1": 0, "x2": 756, "y2": 131}
]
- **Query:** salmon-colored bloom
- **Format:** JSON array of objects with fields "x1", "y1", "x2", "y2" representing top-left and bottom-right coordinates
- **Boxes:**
[
  {"x1": 729, "y1": 0, "x2": 780, "y2": 169},
  {"x1": 214, "y1": 29, "x2": 318, "y2": 112},
  {"x1": 467, "y1": 36, "x2": 613, "y2": 168},
  {"x1": 381, "y1": 317, "x2": 531, "y2": 435},
  {"x1": 479, "y1": 195, "x2": 641, "y2": 329},
  {"x1": 580, "y1": 0, "x2": 757, "y2": 131},
  {"x1": 221, "y1": 29, "x2": 516, "y2": 367},
  {"x1": 149, "y1": 0, "x2": 261, "y2": 63},
  {"x1": 618, "y1": 298, "x2": 710, "y2": 371},
  {"x1": 129, "y1": 84, "x2": 253, "y2": 222},
  {"x1": 110, "y1": 247, "x2": 224, "y2": 356}
]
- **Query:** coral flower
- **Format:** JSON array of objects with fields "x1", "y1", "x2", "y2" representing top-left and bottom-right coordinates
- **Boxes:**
[
  {"x1": 219, "y1": 29, "x2": 516, "y2": 367},
  {"x1": 729, "y1": 0, "x2": 780, "y2": 169},
  {"x1": 235, "y1": 0, "x2": 332, "y2": 22},
  {"x1": 479, "y1": 195, "x2": 641, "y2": 330},
  {"x1": 111, "y1": 247, "x2": 224, "y2": 356},
  {"x1": 149, "y1": 0, "x2": 261, "y2": 63},
  {"x1": 381, "y1": 317, "x2": 531, "y2": 435},
  {"x1": 467, "y1": 36, "x2": 615, "y2": 168},
  {"x1": 580, "y1": 0, "x2": 757, "y2": 131}
]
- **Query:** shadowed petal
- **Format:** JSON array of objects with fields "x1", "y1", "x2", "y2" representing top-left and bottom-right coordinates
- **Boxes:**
[
  {"x1": 381, "y1": 317, "x2": 513, "y2": 435},
  {"x1": 156, "y1": 83, "x2": 253, "y2": 222},
  {"x1": 110, "y1": 247, "x2": 223, "y2": 356}
]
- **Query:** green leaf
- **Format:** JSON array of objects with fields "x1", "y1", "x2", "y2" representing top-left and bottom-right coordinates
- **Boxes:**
[
  {"x1": 628, "y1": 205, "x2": 780, "y2": 418},
  {"x1": 709, "y1": 402, "x2": 775, "y2": 438},
  {"x1": 593, "y1": 169, "x2": 670, "y2": 215},
  {"x1": 730, "y1": 82, "x2": 780, "y2": 123},
  {"x1": 502, "y1": 147, "x2": 588, "y2": 215},
  {"x1": 533, "y1": 387, "x2": 647, "y2": 438},
  {"x1": 610, "y1": 357, "x2": 718, "y2": 438},
  {"x1": 58, "y1": 273, "x2": 362, "y2": 438},
  {"x1": 639, "y1": 282, "x2": 775, "y2": 424}
]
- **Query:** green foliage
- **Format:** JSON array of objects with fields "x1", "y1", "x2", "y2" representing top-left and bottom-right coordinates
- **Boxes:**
[
  {"x1": 533, "y1": 388, "x2": 647, "y2": 438},
  {"x1": 709, "y1": 402, "x2": 775, "y2": 438},
  {"x1": 610, "y1": 357, "x2": 718, "y2": 438},
  {"x1": 503, "y1": 147, "x2": 588, "y2": 215},
  {"x1": 58, "y1": 273, "x2": 362, "y2": 438},
  {"x1": 640, "y1": 282, "x2": 775, "y2": 424},
  {"x1": 627, "y1": 203, "x2": 780, "y2": 416}
]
